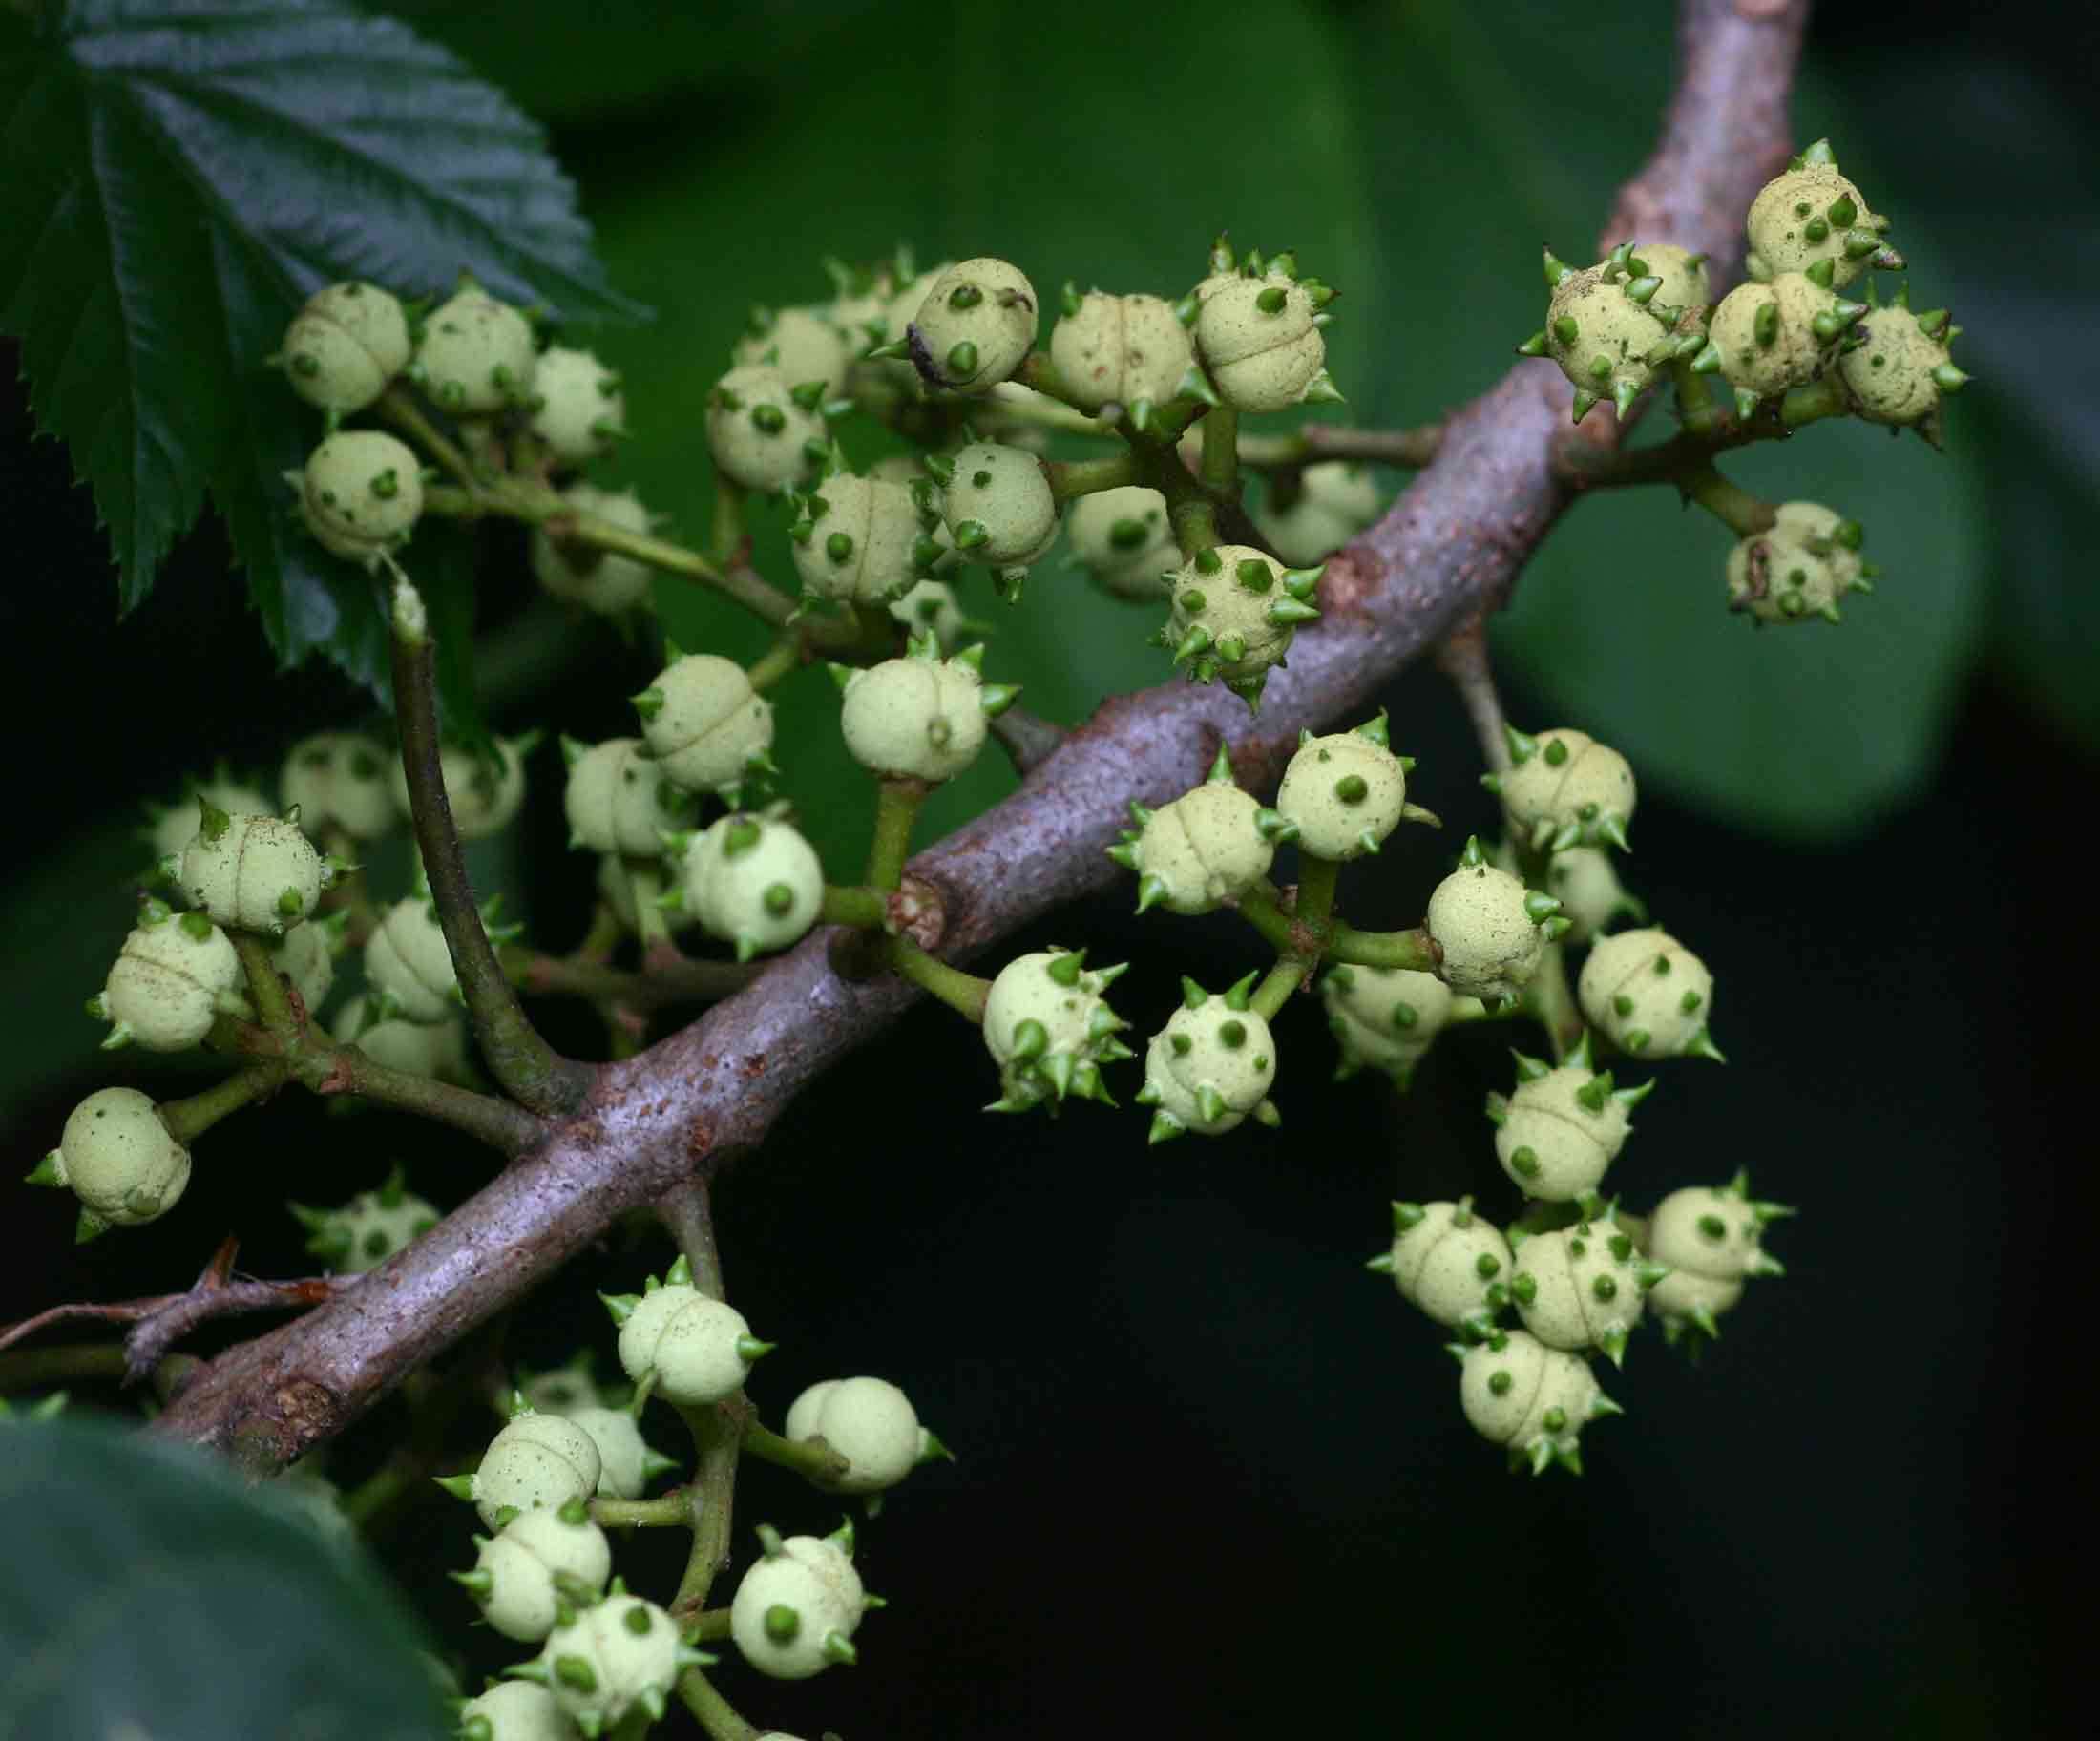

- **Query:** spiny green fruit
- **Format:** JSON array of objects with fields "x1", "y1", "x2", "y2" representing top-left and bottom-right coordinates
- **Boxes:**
[
  {"x1": 1486, "y1": 1037, "x2": 1650, "y2": 1203},
  {"x1": 563, "y1": 1406, "x2": 679, "y2": 1500},
  {"x1": 1643, "y1": 1172, "x2": 1792, "y2": 1345},
  {"x1": 269, "y1": 909, "x2": 344, "y2": 1015},
  {"x1": 1049, "y1": 288, "x2": 1195, "y2": 419},
  {"x1": 734, "y1": 304, "x2": 853, "y2": 396},
  {"x1": 1744, "y1": 140, "x2": 1898, "y2": 289},
  {"x1": 706, "y1": 363, "x2": 826, "y2": 493},
  {"x1": 276, "y1": 281, "x2": 412, "y2": 416},
  {"x1": 669, "y1": 812, "x2": 824, "y2": 963},
  {"x1": 455, "y1": 1677, "x2": 573, "y2": 1741},
  {"x1": 560, "y1": 737, "x2": 695, "y2": 857},
  {"x1": 1371, "y1": 1198, "x2": 1512, "y2": 1337},
  {"x1": 1545, "y1": 846, "x2": 1647, "y2": 945},
  {"x1": 281, "y1": 732, "x2": 396, "y2": 841},
  {"x1": 1485, "y1": 724, "x2": 1635, "y2": 852},
  {"x1": 291, "y1": 430, "x2": 424, "y2": 570},
  {"x1": 1193, "y1": 275, "x2": 1332, "y2": 411},
  {"x1": 636, "y1": 653, "x2": 774, "y2": 801},
  {"x1": 935, "y1": 440, "x2": 1060, "y2": 591},
  {"x1": 458, "y1": 1498, "x2": 612, "y2": 1644},
  {"x1": 412, "y1": 282, "x2": 537, "y2": 413},
  {"x1": 449, "y1": 1408, "x2": 603, "y2": 1534},
  {"x1": 784, "y1": 1376, "x2": 944, "y2": 1494},
  {"x1": 1256, "y1": 461, "x2": 1381, "y2": 567},
  {"x1": 1155, "y1": 543, "x2": 1322, "y2": 713},
  {"x1": 606, "y1": 1262, "x2": 771, "y2": 1406},
  {"x1": 1704, "y1": 271, "x2": 1865, "y2": 411},
  {"x1": 1576, "y1": 926, "x2": 1720, "y2": 1059},
  {"x1": 527, "y1": 346, "x2": 625, "y2": 465},
  {"x1": 363, "y1": 895, "x2": 460, "y2": 1022},
  {"x1": 1458, "y1": 1328, "x2": 1617, "y2": 1476},
  {"x1": 1507, "y1": 1204, "x2": 1658, "y2": 1368},
  {"x1": 331, "y1": 993, "x2": 469, "y2": 1082},
  {"x1": 1065, "y1": 485, "x2": 1176, "y2": 601},
  {"x1": 1423, "y1": 836, "x2": 1562, "y2": 1006},
  {"x1": 31, "y1": 1087, "x2": 191, "y2": 1241},
  {"x1": 1530, "y1": 244, "x2": 1676, "y2": 422},
  {"x1": 388, "y1": 735, "x2": 535, "y2": 840},
  {"x1": 1321, "y1": 964, "x2": 1465, "y2": 1090},
  {"x1": 980, "y1": 946, "x2": 1131, "y2": 1113},
  {"x1": 289, "y1": 1164, "x2": 439, "y2": 1272},
  {"x1": 1137, "y1": 972, "x2": 1279, "y2": 1143},
  {"x1": 729, "y1": 1527, "x2": 867, "y2": 1681},
  {"x1": 1273, "y1": 711, "x2": 1420, "y2": 862},
  {"x1": 520, "y1": 1591, "x2": 691, "y2": 1733},
  {"x1": 789, "y1": 472, "x2": 929, "y2": 604},
  {"x1": 1623, "y1": 242, "x2": 1711, "y2": 314},
  {"x1": 93, "y1": 900, "x2": 240, "y2": 1052},
  {"x1": 143, "y1": 774, "x2": 273, "y2": 863},
  {"x1": 838, "y1": 637, "x2": 1013, "y2": 783},
  {"x1": 530, "y1": 482, "x2": 660, "y2": 616},
  {"x1": 174, "y1": 802, "x2": 331, "y2": 934},
  {"x1": 887, "y1": 577, "x2": 974, "y2": 650},
  {"x1": 1105, "y1": 746, "x2": 1292, "y2": 916},
  {"x1": 1725, "y1": 501, "x2": 1875, "y2": 626},
  {"x1": 1836, "y1": 288, "x2": 1965, "y2": 431},
  {"x1": 908, "y1": 257, "x2": 1039, "y2": 391}
]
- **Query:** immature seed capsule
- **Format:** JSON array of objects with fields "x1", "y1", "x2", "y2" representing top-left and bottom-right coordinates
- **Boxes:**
[
  {"x1": 1509, "y1": 1207, "x2": 1652, "y2": 1366},
  {"x1": 1256, "y1": 461, "x2": 1381, "y2": 566},
  {"x1": 734, "y1": 304, "x2": 853, "y2": 395},
  {"x1": 789, "y1": 472, "x2": 928, "y2": 604},
  {"x1": 387, "y1": 736, "x2": 533, "y2": 839},
  {"x1": 413, "y1": 283, "x2": 537, "y2": 413},
  {"x1": 455, "y1": 1678, "x2": 571, "y2": 1741},
  {"x1": 610, "y1": 1279, "x2": 768, "y2": 1406},
  {"x1": 1642, "y1": 1174, "x2": 1791, "y2": 1341},
  {"x1": 1378, "y1": 1199, "x2": 1513, "y2": 1333},
  {"x1": 291, "y1": 1167, "x2": 439, "y2": 1272},
  {"x1": 1623, "y1": 243, "x2": 1711, "y2": 314},
  {"x1": 563, "y1": 1406, "x2": 675, "y2": 1500},
  {"x1": 1836, "y1": 301, "x2": 1961, "y2": 429},
  {"x1": 277, "y1": 281, "x2": 412, "y2": 415},
  {"x1": 530, "y1": 482, "x2": 659, "y2": 616},
  {"x1": 1541, "y1": 253, "x2": 1672, "y2": 421},
  {"x1": 1066, "y1": 485, "x2": 1175, "y2": 601},
  {"x1": 1459, "y1": 1328, "x2": 1617, "y2": 1475},
  {"x1": 461, "y1": 1499, "x2": 612, "y2": 1644},
  {"x1": 527, "y1": 346, "x2": 625, "y2": 465},
  {"x1": 280, "y1": 732, "x2": 395, "y2": 841},
  {"x1": 1708, "y1": 272, "x2": 1858, "y2": 401},
  {"x1": 37, "y1": 1087, "x2": 192, "y2": 1238},
  {"x1": 637, "y1": 653, "x2": 774, "y2": 799},
  {"x1": 1725, "y1": 501, "x2": 1873, "y2": 626},
  {"x1": 1050, "y1": 289, "x2": 1194, "y2": 413},
  {"x1": 707, "y1": 363, "x2": 825, "y2": 493},
  {"x1": 561, "y1": 738, "x2": 695, "y2": 856},
  {"x1": 1194, "y1": 277, "x2": 1327, "y2": 411},
  {"x1": 1545, "y1": 847, "x2": 1645, "y2": 945},
  {"x1": 95, "y1": 902, "x2": 240, "y2": 1052},
  {"x1": 529, "y1": 1593, "x2": 684, "y2": 1731},
  {"x1": 1488, "y1": 1043, "x2": 1648, "y2": 1203},
  {"x1": 1423, "y1": 838, "x2": 1557, "y2": 1005},
  {"x1": 1111, "y1": 753, "x2": 1282, "y2": 917},
  {"x1": 1489, "y1": 725, "x2": 1635, "y2": 853},
  {"x1": 1159, "y1": 543, "x2": 1322, "y2": 713},
  {"x1": 465, "y1": 1409, "x2": 603, "y2": 1533},
  {"x1": 937, "y1": 440, "x2": 1060, "y2": 570},
  {"x1": 330, "y1": 994, "x2": 469, "y2": 1082},
  {"x1": 838, "y1": 644, "x2": 1000, "y2": 784},
  {"x1": 1321, "y1": 965, "x2": 1461, "y2": 1090},
  {"x1": 294, "y1": 430, "x2": 424, "y2": 569},
  {"x1": 176, "y1": 806, "x2": 329, "y2": 934},
  {"x1": 980, "y1": 946, "x2": 1130, "y2": 1111},
  {"x1": 145, "y1": 775, "x2": 273, "y2": 863},
  {"x1": 1274, "y1": 715, "x2": 1413, "y2": 861},
  {"x1": 783, "y1": 1376, "x2": 936, "y2": 1494},
  {"x1": 672, "y1": 813, "x2": 825, "y2": 963},
  {"x1": 1577, "y1": 927, "x2": 1718, "y2": 1059},
  {"x1": 359, "y1": 896, "x2": 456, "y2": 1022},
  {"x1": 909, "y1": 257, "x2": 1038, "y2": 391},
  {"x1": 888, "y1": 577, "x2": 971, "y2": 649},
  {"x1": 268, "y1": 912, "x2": 341, "y2": 1015},
  {"x1": 1745, "y1": 146, "x2": 1892, "y2": 288},
  {"x1": 1138, "y1": 975, "x2": 1278, "y2": 1143},
  {"x1": 730, "y1": 1530, "x2": 867, "y2": 1681}
]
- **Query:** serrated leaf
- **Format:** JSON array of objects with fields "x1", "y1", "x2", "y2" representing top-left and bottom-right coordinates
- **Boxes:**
[{"x1": 0, "y1": 0, "x2": 642, "y2": 728}]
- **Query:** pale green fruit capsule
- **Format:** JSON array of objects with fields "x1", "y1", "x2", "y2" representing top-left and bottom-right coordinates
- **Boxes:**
[
  {"x1": 39, "y1": 1087, "x2": 191, "y2": 1237},
  {"x1": 1256, "y1": 462, "x2": 1381, "y2": 567},
  {"x1": 1162, "y1": 544, "x2": 1320, "y2": 709},
  {"x1": 413, "y1": 283, "x2": 537, "y2": 413},
  {"x1": 980, "y1": 946, "x2": 1130, "y2": 1112},
  {"x1": 1322, "y1": 964, "x2": 1462, "y2": 1088},
  {"x1": 1491, "y1": 1050, "x2": 1644, "y2": 1203},
  {"x1": 707, "y1": 363, "x2": 824, "y2": 493},
  {"x1": 1066, "y1": 485, "x2": 1175, "y2": 601},
  {"x1": 888, "y1": 577, "x2": 971, "y2": 650},
  {"x1": 1382, "y1": 1199, "x2": 1512, "y2": 1333},
  {"x1": 1577, "y1": 927, "x2": 1717, "y2": 1059},
  {"x1": 515, "y1": 1352, "x2": 610, "y2": 1417},
  {"x1": 1459, "y1": 1329, "x2": 1614, "y2": 1475},
  {"x1": 1647, "y1": 1178, "x2": 1789, "y2": 1285},
  {"x1": 1120, "y1": 778, "x2": 1276, "y2": 917},
  {"x1": 639, "y1": 653, "x2": 774, "y2": 799},
  {"x1": 1140, "y1": 981, "x2": 1278, "y2": 1140},
  {"x1": 735, "y1": 304, "x2": 853, "y2": 396},
  {"x1": 1493, "y1": 726, "x2": 1635, "y2": 853},
  {"x1": 1836, "y1": 302, "x2": 1959, "y2": 429},
  {"x1": 1725, "y1": 501, "x2": 1873, "y2": 627},
  {"x1": 530, "y1": 1593, "x2": 683, "y2": 1732},
  {"x1": 614, "y1": 1283, "x2": 766, "y2": 1406},
  {"x1": 1746, "y1": 151, "x2": 1893, "y2": 289},
  {"x1": 295, "y1": 430, "x2": 424, "y2": 569},
  {"x1": 1509, "y1": 1208, "x2": 1649, "y2": 1364},
  {"x1": 938, "y1": 440, "x2": 1060, "y2": 568},
  {"x1": 281, "y1": 732, "x2": 396, "y2": 841},
  {"x1": 730, "y1": 1532, "x2": 865, "y2": 1680},
  {"x1": 783, "y1": 1376, "x2": 927, "y2": 1494},
  {"x1": 387, "y1": 736, "x2": 533, "y2": 840},
  {"x1": 1541, "y1": 254, "x2": 1673, "y2": 421},
  {"x1": 364, "y1": 895, "x2": 459, "y2": 1022},
  {"x1": 464, "y1": 1410, "x2": 603, "y2": 1533},
  {"x1": 841, "y1": 262, "x2": 948, "y2": 404},
  {"x1": 839, "y1": 649, "x2": 993, "y2": 783},
  {"x1": 527, "y1": 346, "x2": 625, "y2": 465},
  {"x1": 145, "y1": 776, "x2": 272, "y2": 862},
  {"x1": 1275, "y1": 726, "x2": 1410, "y2": 861},
  {"x1": 564, "y1": 1406, "x2": 675, "y2": 1500},
  {"x1": 1623, "y1": 243, "x2": 1711, "y2": 314},
  {"x1": 456, "y1": 1678, "x2": 573, "y2": 1741},
  {"x1": 1049, "y1": 290, "x2": 1194, "y2": 412},
  {"x1": 330, "y1": 995, "x2": 469, "y2": 1082},
  {"x1": 178, "y1": 808, "x2": 327, "y2": 933},
  {"x1": 97, "y1": 903, "x2": 240, "y2": 1052},
  {"x1": 292, "y1": 1169, "x2": 439, "y2": 1273},
  {"x1": 465, "y1": 1499, "x2": 613, "y2": 1643},
  {"x1": 277, "y1": 281, "x2": 412, "y2": 415},
  {"x1": 789, "y1": 473, "x2": 926, "y2": 604},
  {"x1": 1545, "y1": 847, "x2": 1645, "y2": 946},
  {"x1": 1708, "y1": 273, "x2": 1855, "y2": 400},
  {"x1": 530, "y1": 482, "x2": 658, "y2": 616},
  {"x1": 269, "y1": 912, "x2": 341, "y2": 1015},
  {"x1": 674, "y1": 813, "x2": 824, "y2": 961},
  {"x1": 1423, "y1": 846, "x2": 1551, "y2": 1004},
  {"x1": 908, "y1": 257, "x2": 1039, "y2": 391},
  {"x1": 562, "y1": 738, "x2": 694, "y2": 857},
  {"x1": 1194, "y1": 277, "x2": 1326, "y2": 411}
]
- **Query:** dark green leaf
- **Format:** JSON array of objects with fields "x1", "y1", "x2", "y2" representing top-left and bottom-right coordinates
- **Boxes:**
[{"x1": 0, "y1": 1413, "x2": 450, "y2": 1740}]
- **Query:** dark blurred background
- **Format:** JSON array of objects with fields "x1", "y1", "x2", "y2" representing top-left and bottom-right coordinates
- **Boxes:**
[{"x1": 2, "y1": 1, "x2": 2090, "y2": 1735}]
